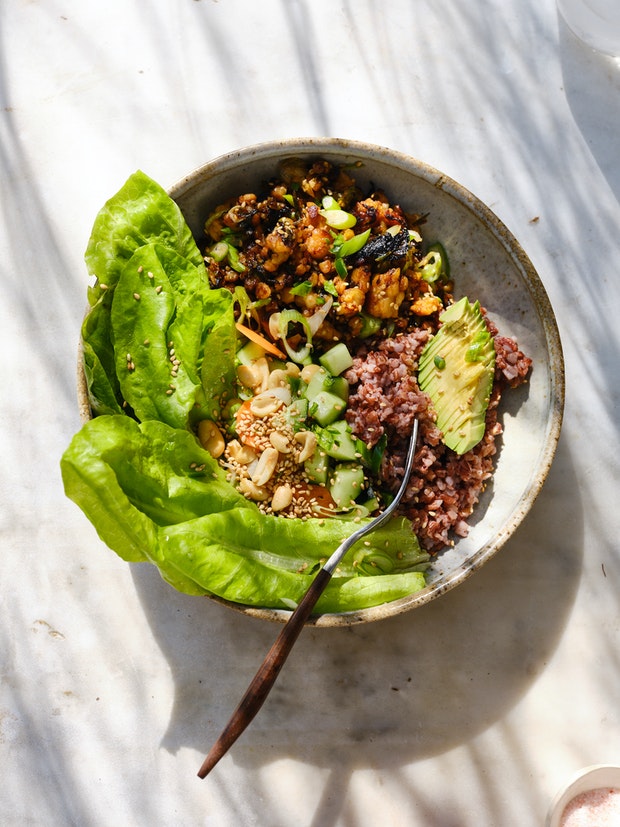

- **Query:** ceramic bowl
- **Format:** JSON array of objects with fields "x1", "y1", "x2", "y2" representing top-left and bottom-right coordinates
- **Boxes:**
[
  {"x1": 546, "y1": 765, "x2": 620, "y2": 826},
  {"x1": 78, "y1": 137, "x2": 564, "y2": 626}
]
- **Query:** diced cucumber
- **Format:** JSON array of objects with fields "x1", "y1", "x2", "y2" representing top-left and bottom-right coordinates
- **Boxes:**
[
  {"x1": 308, "y1": 390, "x2": 347, "y2": 426},
  {"x1": 329, "y1": 375, "x2": 349, "y2": 403},
  {"x1": 329, "y1": 463, "x2": 365, "y2": 509},
  {"x1": 303, "y1": 366, "x2": 349, "y2": 404},
  {"x1": 237, "y1": 340, "x2": 266, "y2": 366},
  {"x1": 359, "y1": 495, "x2": 380, "y2": 514},
  {"x1": 319, "y1": 342, "x2": 354, "y2": 376},
  {"x1": 316, "y1": 420, "x2": 359, "y2": 461},
  {"x1": 303, "y1": 367, "x2": 330, "y2": 401},
  {"x1": 304, "y1": 449, "x2": 330, "y2": 485},
  {"x1": 285, "y1": 397, "x2": 309, "y2": 431}
]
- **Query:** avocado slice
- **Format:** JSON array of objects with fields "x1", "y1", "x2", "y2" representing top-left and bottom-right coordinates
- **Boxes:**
[{"x1": 418, "y1": 296, "x2": 495, "y2": 455}]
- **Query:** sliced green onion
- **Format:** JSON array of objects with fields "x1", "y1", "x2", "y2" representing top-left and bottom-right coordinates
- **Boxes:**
[
  {"x1": 226, "y1": 243, "x2": 246, "y2": 273},
  {"x1": 209, "y1": 241, "x2": 229, "y2": 262},
  {"x1": 320, "y1": 208, "x2": 357, "y2": 230},
  {"x1": 323, "y1": 280, "x2": 339, "y2": 297},
  {"x1": 232, "y1": 286, "x2": 252, "y2": 323},
  {"x1": 283, "y1": 193, "x2": 294, "y2": 206},
  {"x1": 434, "y1": 355, "x2": 446, "y2": 370},
  {"x1": 357, "y1": 312, "x2": 382, "y2": 339},
  {"x1": 337, "y1": 228, "x2": 371, "y2": 259},
  {"x1": 290, "y1": 280, "x2": 313, "y2": 296},
  {"x1": 334, "y1": 258, "x2": 348, "y2": 279},
  {"x1": 321, "y1": 195, "x2": 339, "y2": 210},
  {"x1": 416, "y1": 242, "x2": 450, "y2": 283},
  {"x1": 278, "y1": 309, "x2": 313, "y2": 363}
]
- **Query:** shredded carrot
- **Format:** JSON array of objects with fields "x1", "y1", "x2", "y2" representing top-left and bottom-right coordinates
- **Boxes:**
[
  {"x1": 234, "y1": 400, "x2": 262, "y2": 450},
  {"x1": 295, "y1": 484, "x2": 337, "y2": 512},
  {"x1": 235, "y1": 322, "x2": 287, "y2": 359}
]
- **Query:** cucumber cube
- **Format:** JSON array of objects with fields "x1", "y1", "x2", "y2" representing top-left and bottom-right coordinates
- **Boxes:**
[
  {"x1": 316, "y1": 420, "x2": 358, "y2": 461},
  {"x1": 237, "y1": 340, "x2": 266, "y2": 366},
  {"x1": 303, "y1": 367, "x2": 331, "y2": 401},
  {"x1": 319, "y1": 343, "x2": 354, "y2": 376},
  {"x1": 285, "y1": 397, "x2": 309, "y2": 431},
  {"x1": 329, "y1": 463, "x2": 365, "y2": 509},
  {"x1": 304, "y1": 450, "x2": 330, "y2": 485},
  {"x1": 329, "y1": 375, "x2": 349, "y2": 403},
  {"x1": 309, "y1": 391, "x2": 347, "y2": 426}
]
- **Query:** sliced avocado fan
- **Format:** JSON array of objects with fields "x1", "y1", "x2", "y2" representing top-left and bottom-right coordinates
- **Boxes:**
[{"x1": 418, "y1": 296, "x2": 495, "y2": 455}]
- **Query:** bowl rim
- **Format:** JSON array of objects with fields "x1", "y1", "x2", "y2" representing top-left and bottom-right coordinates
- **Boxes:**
[
  {"x1": 77, "y1": 137, "x2": 565, "y2": 627},
  {"x1": 546, "y1": 764, "x2": 620, "y2": 826}
]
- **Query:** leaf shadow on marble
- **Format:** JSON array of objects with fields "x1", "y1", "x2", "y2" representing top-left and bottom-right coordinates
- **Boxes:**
[{"x1": 131, "y1": 434, "x2": 581, "y2": 788}]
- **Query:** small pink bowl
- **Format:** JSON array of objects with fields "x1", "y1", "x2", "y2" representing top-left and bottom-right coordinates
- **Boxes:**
[{"x1": 547, "y1": 765, "x2": 620, "y2": 826}]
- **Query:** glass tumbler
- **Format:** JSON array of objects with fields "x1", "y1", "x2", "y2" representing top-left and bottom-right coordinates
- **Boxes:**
[{"x1": 557, "y1": 0, "x2": 620, "y2": 56}]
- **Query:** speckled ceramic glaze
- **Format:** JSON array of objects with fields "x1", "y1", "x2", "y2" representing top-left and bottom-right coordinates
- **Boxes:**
[{"x1": 79, "y1": 138, "x2": 565, "y2": 627}]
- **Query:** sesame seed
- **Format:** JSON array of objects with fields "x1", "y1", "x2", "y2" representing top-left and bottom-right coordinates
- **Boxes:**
[
  {"x1": 133, "y1": 292, "x2": 141, "y2": 301},
  {"x1": 137, "y1": 265, "x2": 143, "y2": 273},
  {"x1": 156, "y1": 285, "x2": 163, "y2": 293},
  {"x1": 100, "y1": 283, "x2": 108, "y2": 290},
  {"x1": 147, "y1": 271, "x2": 154, "y2": 279}
]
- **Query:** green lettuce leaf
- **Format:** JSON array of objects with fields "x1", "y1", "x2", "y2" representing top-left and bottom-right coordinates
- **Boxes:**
[
  {"x1": 85, "y1": 170, "x2": 205, "y2": 298},
  {"x1": 160, "y1": 510, "x2": 428, "y2": 613},
  {"x1": 110, "y1": 243, "x2": 235, "y2": 428},
  {"x1": 81, "y1": 171, "x2": 211, "y2": 419},
  {"x1": 61, "y1": 416, "x2": 429, "y2": 612},
  {"x1": 81, "y1": 293, "x2": 125, "y2": 416}
]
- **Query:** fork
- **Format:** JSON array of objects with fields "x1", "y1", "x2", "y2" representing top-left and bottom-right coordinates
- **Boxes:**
[{"x1": 197, "y1": 418, "x2": 419, "y2": 778}]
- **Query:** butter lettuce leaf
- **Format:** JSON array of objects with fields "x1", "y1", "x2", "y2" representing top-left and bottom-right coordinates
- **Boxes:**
[
  {"x1": 61, "y1": 416, "x2": 429, "y2": 612},
  {"x1": 110, "y1": 243, "x2": 235, "y2": 428},
  {"x1": 85, "y1": 169, "x2": 204, "y2": 300},
  {"x1": 81, "y1": 171, "x2": 212, "y2": 419}
]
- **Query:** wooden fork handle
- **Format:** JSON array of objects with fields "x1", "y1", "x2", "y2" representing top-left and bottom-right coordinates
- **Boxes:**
[{"x1": 197, "y1": 566, "x2": 332, "y2": 778}]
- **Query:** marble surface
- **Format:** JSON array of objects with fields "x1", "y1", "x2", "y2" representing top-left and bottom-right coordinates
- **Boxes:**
[{"x1": 1, "y1": 2, "x2": 619, "y2": 825}]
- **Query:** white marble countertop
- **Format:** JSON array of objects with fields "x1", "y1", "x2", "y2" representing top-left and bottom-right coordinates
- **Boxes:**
[{"x1": 2, "y1": 1, "x2": 619, "y2": 825}]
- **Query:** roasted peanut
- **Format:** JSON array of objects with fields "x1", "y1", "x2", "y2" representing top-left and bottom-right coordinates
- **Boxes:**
[
  {"x1": 197, "y1": 420, "x2": 225, "y2": 458},
  {"x1": 251, "y1": 446, "x2": 279, "y2": 486},
  {"x1": 267, "y1": 369, "x2": 289, "y2": 390},
  {"x1": 269, "y1": 430, "x2": 291, "y2": 453},
  {"x1": 227, "y1": 439, "x2": 258, "y2": 465},
  {"x1": 294, "y1": 430, "x2": 317, "y2": 463},
  {"x1": 271, "y1": 484, "x2": 293, "y2": 512},
  {"x1": 237, "y1": 364, "x2": 261, "y2": 389},
  {"x1": 239, "y1": 478, "x2": 270, "y2": 501},
  {"x1": 250, "y1": 393, "x2": 283, "y2": 417},
  {"x1": 237, "y1": 356, "x2": 270, "y2": 391}
]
